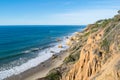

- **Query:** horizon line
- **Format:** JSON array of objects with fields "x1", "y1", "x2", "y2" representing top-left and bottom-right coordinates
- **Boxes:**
[{"x1": 0, "y1": 24, "x2": 87, "y2": 26}]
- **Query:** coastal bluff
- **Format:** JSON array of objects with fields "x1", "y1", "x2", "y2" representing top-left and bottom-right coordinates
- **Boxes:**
[
  {"x1": 38, "y1": 12, "x2": 120, "y2": 80},
  {"x1": 63, "y1": 12, "x2": 120, "y2": 80}
]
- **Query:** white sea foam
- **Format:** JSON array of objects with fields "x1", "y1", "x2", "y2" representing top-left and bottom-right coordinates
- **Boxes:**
[{"x1": 0, "y1": 35, "x2": 69, "y2": 80}]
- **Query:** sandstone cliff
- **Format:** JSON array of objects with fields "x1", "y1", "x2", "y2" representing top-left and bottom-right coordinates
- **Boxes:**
[
  {"x1": 39, "y1": 12, "x2": 120, "y2": 80},
  {"x1": 63, "y1": 13, "x2": 120, "y2": 80}
]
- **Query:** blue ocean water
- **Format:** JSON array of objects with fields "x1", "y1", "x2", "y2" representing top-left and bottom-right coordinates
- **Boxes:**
[{"x1": 0, "y1": 25, "x2": 85, "y2": 79}]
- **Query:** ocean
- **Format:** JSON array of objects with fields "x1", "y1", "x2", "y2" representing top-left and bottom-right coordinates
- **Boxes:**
[{"x1": 0, "y1": 25, "x2": 86, "y2": 79}]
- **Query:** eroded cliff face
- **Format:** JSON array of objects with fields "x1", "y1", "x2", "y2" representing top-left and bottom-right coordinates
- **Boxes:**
[
  {"x1": 63, "y1": 29, "x2": 104, "y2": 80},
  {"x1": 40, "y1": 13, "x2": 120, "y2": 80},
  {"x1": 63, "y1": 14, "x2": 120, "y2": 80}
]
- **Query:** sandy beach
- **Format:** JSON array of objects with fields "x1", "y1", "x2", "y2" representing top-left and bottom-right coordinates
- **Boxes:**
[{"x1": 5, "y1": 49, "x2": 70, "y2": 80}]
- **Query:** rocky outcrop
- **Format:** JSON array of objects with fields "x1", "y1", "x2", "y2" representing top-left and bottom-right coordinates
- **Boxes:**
[
  {"x1": 66, "y1": 32, "x2": 83, "y2": 46},
  {"x1": 63, "y1": 29, "x2": 104, "y2": 80},
  {"x1": 58, "y1": 44, "x2": 63, "y2": 48}
]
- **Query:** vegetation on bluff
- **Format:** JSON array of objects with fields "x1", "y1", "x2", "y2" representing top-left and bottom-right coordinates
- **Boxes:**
[
  {"x1": 46, "y1": 69, "x2": 61, "y2": 80},
  {"x1": 63, "y1": 11, "x2": 120, "y2": 80},
  {"x1": 101, "y1": 38, "x2": 110, "y2": 53},
  {"x1": 40, "y1": 11, "x2": 120, "y2": 80}
]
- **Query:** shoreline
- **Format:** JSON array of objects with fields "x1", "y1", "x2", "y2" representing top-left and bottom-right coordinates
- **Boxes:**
[
  {"x1": 5, "y1": 50, "x2": 69, "y2": 80},
  {"x1": 3, "y1": 28, "x2": 84, "y2": 80},
  {"x1": 0, "y1": 34, "x2": 69, "y2": 80}
]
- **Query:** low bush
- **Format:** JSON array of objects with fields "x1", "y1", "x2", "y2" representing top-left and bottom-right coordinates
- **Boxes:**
[
  {"x1": 64, "y1": 51, "x2": 80, "y2": 64},
  {"x1": 46, "y1": 70, "x2": 61, "y2": 80},
  {"x1": 101, "y1": 38, "x2": 110, "y2": 53}
]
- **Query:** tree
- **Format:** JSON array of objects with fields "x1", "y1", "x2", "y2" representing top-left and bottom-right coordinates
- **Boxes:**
[{"x1": 118, "y1": 10, "x2": 120, "y2": 14}]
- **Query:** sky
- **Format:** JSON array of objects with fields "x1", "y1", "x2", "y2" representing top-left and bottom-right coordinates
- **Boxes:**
[{"x1": 0, "y1": 0, "x2": 119, "y2": 25}]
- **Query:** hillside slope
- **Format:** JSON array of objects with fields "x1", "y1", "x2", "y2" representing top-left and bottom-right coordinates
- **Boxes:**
[
  {"x1": 38, "y1": 12, "x2": 120, "y2": 80},
  {"x1": 63, "y1": 13, "x2": 120, "y2": 80}
]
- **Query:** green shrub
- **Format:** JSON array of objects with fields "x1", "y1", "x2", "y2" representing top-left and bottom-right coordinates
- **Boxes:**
[
  {"x1": 113, "y1": 15, "x2": 120, "y2": 21},
  {"x1": 84, "y1": 31, "x2": 90, "y2": 37},
  {"x1": 64, "y1": 51, "x2": 80, "y2": 64},
  {"x1": 46, "y1": 70, "x2": 61, "y2": 80},
  {"x1": 90, "y1": 24, "x2": 99, "y2": 30},
  {"x1": 91, "y1": 28, "x2": 98, "y2": 33},
  {"x1": 104, "y1": 24, "x2": 115, "y2": 37},
  {"x1": 118, "y1": 10, "x2": 120, "y2": 14},
  {"x1": 64, "y1": 55, "x2": 76, "y2": 63},
  {"x1": 118, "y1": 45, "x2": 120, "y2": 50},
  {"x1": 101, "y1": 19, "x2": 110, "y2": 28},
  {"x1": 96, "y1": 20, "x2": 104, "y2": 24},
  {"x1": 101, "y1": 38, "x2": 110, "y2": 53}
]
